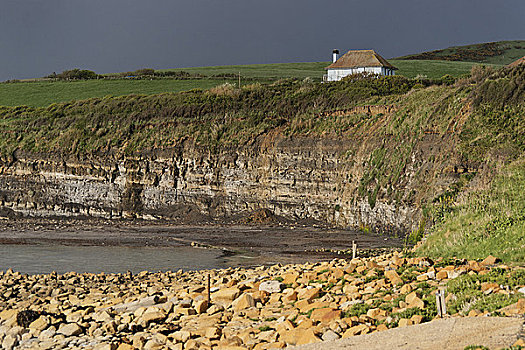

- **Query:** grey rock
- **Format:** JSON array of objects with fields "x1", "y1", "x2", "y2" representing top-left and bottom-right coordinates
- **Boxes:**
[
  {"x1": 2, "y1": 334, "x2": 18, "y2": 350},
  {"x1": 259, "y1": 280, "x2": 283, "y2": 293},
  {"x1": 322, "y1": 330, "x2": 341, "y2": 342},
  {"x1": 340, "y1": 300, "x2": 364, "y2": 310}
]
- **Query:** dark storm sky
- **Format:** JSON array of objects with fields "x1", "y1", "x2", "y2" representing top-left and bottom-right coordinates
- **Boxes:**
[{"x1": 1, "y1": 0, "x2": 524, "y2": 81}]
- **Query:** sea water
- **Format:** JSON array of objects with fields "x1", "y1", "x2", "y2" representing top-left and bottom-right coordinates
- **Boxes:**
[{"x1": 0, "y1": 244, "x2": 226, "y2": 274}]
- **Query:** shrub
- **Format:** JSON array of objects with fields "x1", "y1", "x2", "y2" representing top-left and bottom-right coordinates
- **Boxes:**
[{"x1": 56, "y1": 69, "x2": 98, "y2": 80}]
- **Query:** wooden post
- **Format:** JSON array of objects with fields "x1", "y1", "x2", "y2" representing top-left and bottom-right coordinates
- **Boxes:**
[
  {"x1": 238, "y1": 71, "x2": 241, "y2": 88},
  {"x1": 436, "y1": 289, "x2": 447, "y2": 317},
  {"x1": 440, "y1": 290, "x2": 447, "y2": 316},
  {"x1": 352, "y1": 241, "x2": 357, "y2": 259},
  {"x1": 207, "y1": 273, "x2": 211, "y2": 305}
]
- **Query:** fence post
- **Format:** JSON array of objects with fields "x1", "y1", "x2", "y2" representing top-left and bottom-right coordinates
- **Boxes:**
[
  {"x1": 436, "y1": 289, "x2": 447, "y2": 317},
  {"x1": 352, "y1": 241, "x2": 357, "y2": 260},
  {"x1": 207, "y1": 273, "x2": 211, "y2": 306}
]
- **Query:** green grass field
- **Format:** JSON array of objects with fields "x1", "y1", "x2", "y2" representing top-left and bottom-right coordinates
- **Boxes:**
[
  {"x1": 389, "y1": 59, "x2": 500, "y2": 78},
  {"x1": 0, "y1": 59, "x2": 502, "y2": 108},
  {"x1": 0, "y1": 79, "x2": 228, "y2": 108},
  {"x1": 164, "y1": 61, "x2": 329, "y2": 79}
]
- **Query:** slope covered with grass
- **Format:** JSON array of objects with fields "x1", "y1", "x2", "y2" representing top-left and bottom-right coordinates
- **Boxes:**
[
  {"x1": 418, "y1": 160, "x2": 525, "y2": 262},
  {"x1": 388, "y1": 59, "x2": 500, "y2": 79},
  {"x1": 417, "y1": 66, "x2": 525, "y2": 262},
  {"x1": 397, "y1": 40, "x2": 525, "y2": 65}
]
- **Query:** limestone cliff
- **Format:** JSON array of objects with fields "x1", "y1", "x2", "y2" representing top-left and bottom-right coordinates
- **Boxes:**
[{"x1": 0, "y1": 112, "x2": 464, "y2": 234}]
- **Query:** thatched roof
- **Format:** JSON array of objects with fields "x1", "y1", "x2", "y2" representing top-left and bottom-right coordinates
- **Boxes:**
[
  {"x1": 508, "y1": 56, "x2": 525, "y2": 67},
  {"x1": 326, "y1": 50, "x2": 397, "y2": 70}
]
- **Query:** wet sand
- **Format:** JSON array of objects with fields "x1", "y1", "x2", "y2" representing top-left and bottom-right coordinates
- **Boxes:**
[{"x1": 0, "y1": 218, "x2": 404, "y2": 267}]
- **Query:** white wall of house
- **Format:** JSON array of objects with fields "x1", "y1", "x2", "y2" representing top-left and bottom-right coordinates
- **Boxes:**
[{"x1": 327, "y1": 67, "x2": 395, "y2": 82}]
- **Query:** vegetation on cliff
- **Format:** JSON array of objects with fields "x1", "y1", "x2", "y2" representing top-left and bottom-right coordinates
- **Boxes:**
[
  {"x1": 0, "y1": 63, "x2": 524, "y2": 262},
  {"x1": 0, "y1": 74, "x2": 422, "y2": 155},
  {"x1": 418, "y1": 66, "x2": 525, "y2": 262}
]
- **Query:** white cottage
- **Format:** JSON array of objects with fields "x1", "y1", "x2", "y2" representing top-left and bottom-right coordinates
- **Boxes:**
[{"x1": 325, "y1": 49, "x2": 398, "y2": 82}]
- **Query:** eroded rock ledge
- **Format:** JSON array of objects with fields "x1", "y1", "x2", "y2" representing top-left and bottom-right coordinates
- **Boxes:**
[{"x1": 0, "y1": 130, "x2": 463, "y2": 233}]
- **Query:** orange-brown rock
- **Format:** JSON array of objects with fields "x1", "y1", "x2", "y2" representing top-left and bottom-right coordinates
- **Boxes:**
[
  {"x1": 298, "y1": 288, "x2": 321, "y2": 301},
  {"x1": 481, "y1": 282, "x2": 499, "y2": 292},
  {"x1": 310, "y1": 308, "x2": 341, "y2": 324},
  {"x1": 481, "y1": 255, "x2": 500, "y2": 265},
  {"x1": 342, "y1": 324, "x2": 369, "y2": 338},
  {"x1": 436, "y1": 270, "x2": 448, "y2": 280},
  {"x1": 398, "y1": 318, "x2": 413, "y2": 327},
  {"x1": 279, "y1": 329, "x2": 320, "y2": 346},
  {"x1": 212, "y1": 288, "x2": 241, "y2": 304},
  {"x1": 384, "y1": 270, "x2": 403, "y2": 286}
]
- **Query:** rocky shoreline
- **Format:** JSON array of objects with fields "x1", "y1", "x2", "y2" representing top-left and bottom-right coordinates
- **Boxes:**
[{"x1": 0, "y1": 253, "x2": 524, "y2": 349}]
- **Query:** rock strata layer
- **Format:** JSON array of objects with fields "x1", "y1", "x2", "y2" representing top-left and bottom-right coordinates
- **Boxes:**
[{"x1": 0, "y1": 131, "x2": 464, "y2": 232}]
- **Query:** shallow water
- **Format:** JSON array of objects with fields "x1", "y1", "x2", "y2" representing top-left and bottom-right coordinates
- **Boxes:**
[{"x1": 0, "y1": 244, "x2": 227, "y2": 274}]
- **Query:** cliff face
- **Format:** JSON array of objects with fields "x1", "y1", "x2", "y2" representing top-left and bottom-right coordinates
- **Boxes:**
[{"x1": 0, "y1": 114, "x2": 463, "y2": 234}]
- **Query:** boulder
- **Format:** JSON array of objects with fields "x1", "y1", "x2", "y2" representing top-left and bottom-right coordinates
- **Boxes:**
[
  {"x1": 139, "y1": 309, "x2": 165, "y2": 326},
  {"x1": 194, "y1": 299, "x2": 208, "y2": 314},
  {"x1": 366, "y1": 308, "x2": 382, "y2": 319},
  {"x1": 58, "y1": 323, "x2": 83, "y2": 336},
  {"x1": 212, "y1": 287, "x2": 241, "y2": 304},
  {"x1": 384, "y1": 269, "x2": 403, "y2": 285},
  {"x1": 436, "y1": 270, "x2": 448, "y2": 280},
  {"x1": 322, "y1": 330, "x2": 340, "y2": 341},
  {"x1": 405, "y1": 292, "x2": 420, "y2": 305},
  {"x1": 171, "y1": 330, "x2": 191, "y2": 342},
  {"x1": 232, "y1": 293, "x2": 255, "y2": 312},
  {"x1": 410, "y1": 314, "x2": 424, "y2": 324},
  {"x1": 204, "y1": 326, "x2": 222, "y2": 339},
  {"x1": 281, "y1": 273, "x2": 299, "y2": 284},
  {"x1": 280, "y1": 328, "x2": 320, "y2": 346},
  {"x1": 376, "y1": 324, "x2": 389, "y2": 331},
  {"x1": 2, "y1": 334, "x2": 18, "y2": 350},
  {"x1": 398, "y1": 318, "x2": 412, "y2": 327},
  {"x1": 481, "y1": 282, "x2": 499, "y2": 292},
  {"x1": 310, "y1": 308, "x2": 341, "y2": 324},
  {"x1": 407, "y1": 296, "x2": 424, "y2": 309},
  {"x1": 117, "y1": 344, "x2": 134, "y2": 350},
  {"x1": 447, "y1": 269, "x2": 466, "y2": 279},
  {"x1": 259, "y1": 281, "x2": 283, "y2": 294},
  {"x1": 400, "y1": 284, "x2": 413, "y2": 294},
  {"x1": 298, "y1": 288, "x2": 321, "y2": 301},
  {"x1": 342, "y1": 324, "x2": 369, "y2": 338},
  {"x1": 93, "y1": 310, "x2": 113, "y2": 323},
  {"x1": 29, "y1": 316, "x2": 49, "y2": 331},
  {"x1": 481, "y1": 255, "x2": 500, "y2": 265},
  {"x1": 499, "y1": 298, "x2": 525, "y2": 315}
]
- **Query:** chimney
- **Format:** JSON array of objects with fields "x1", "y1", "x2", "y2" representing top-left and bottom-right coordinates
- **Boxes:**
[{"x1": 332, "y1": 49, "x2": 339, "y2": 63}]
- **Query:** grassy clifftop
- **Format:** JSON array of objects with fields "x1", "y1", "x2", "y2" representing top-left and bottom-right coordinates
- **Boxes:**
[{"x1": 0, "y1": 75, "x2": 420, "y2": 156}]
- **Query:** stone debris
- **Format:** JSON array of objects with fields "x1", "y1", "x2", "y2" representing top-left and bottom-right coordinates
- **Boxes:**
[{"x1": 0, "y1": 253, "x2": 522, "y2": 349}]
